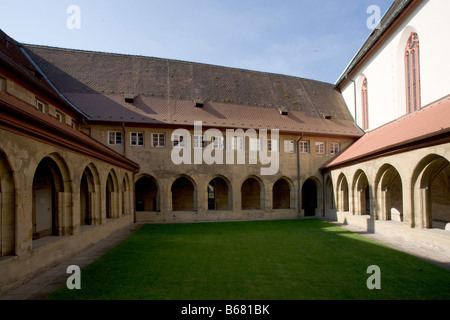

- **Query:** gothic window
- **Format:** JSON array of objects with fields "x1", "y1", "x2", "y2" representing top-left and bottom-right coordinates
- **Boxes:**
[{"x1": 405, "y1": 32, "x2": 421, "y2": 114}]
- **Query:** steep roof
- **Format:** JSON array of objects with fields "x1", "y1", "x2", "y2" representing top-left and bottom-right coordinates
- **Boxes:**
[
  {"x1": 24, "y1": 44, "x2": 362, "y2": 137},
  {"x1": 335, "y1": 0, "x2": 415, "y2": 88},
  {"x1": 323, "y1": 95, "x2": 450, "y2": 170}
]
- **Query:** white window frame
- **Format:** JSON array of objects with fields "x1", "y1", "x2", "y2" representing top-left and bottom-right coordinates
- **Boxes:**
[
  {"x1": 300, "y1": 141, "x2": 310, "y2": 154},
  {"x1": 232, "y1": 137, "x2": 245, "y2": 151},
  {"x1": 212, "y1": 136, "x2": 225, "y2": 150},
  {"x1": 330, "y1": 142, "x2": 340, "y2": 154},
  {"x1": 268, "y1": 139, "x2": 279, "y2": 152},
  {"x1": 284, "y1": 140, "x2": 295, "y2": 153},
  {"x1": 249, "y1": 138, "x2": 261, "y2": 152},
  {"x1": 36, "y1": 99, "x2": 47, "y2": 113},
  {"x1": 131, "y1": 132, "x2": 145, "y2": 147},
  {"x1": 152, "y1": 133, "x2": 166, "y2": 148},
  {"x1": 193, "y1": 135, "x2": 206, "y2": 149},
  {"x1": 173, "y1": 134, "x2": 186, "y2": 148},
  {"x1": 108, "y1": 131, "x2": 123, "y2": 146},
  {"x1": 315, "y1": 142, "x2": 326, "y2": 155}
]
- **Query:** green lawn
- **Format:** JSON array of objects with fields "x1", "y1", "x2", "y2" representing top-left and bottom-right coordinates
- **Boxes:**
[{"x1": 47, "y1": 219, "x2": 450, "y2": 300}]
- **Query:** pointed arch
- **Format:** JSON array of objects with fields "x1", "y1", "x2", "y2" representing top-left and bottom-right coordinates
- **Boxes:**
[
  {"x1": 136, "y1": 174, "x2": 160, "y2": 212},
  {"x1": 106, "y1": 169, "x2": 119, "y2": 219},
  {"x1": 352, "y1": 170, "x2": 370, "y2": 216},
  {"x1": 241, "y1": 176, "x2": 265, "y2": 210},
  {"x1": 412, "y1": 154, "x2": 450, "y2": 229},
  {"x1": 32, "y1": 154, "x2": 72, "y2": 240},
  {"x1": 375, "y1": 164, "x2": 403, "y2": 222},
  {"x1": 207, "y1": 175, "x2": 232, "y2": 211},
  {"x1": 405, "y1": 32, "x2": 421, "y2": 114},
  {"x1": 171, "y1": 175, "x2": 197, "y2": 212},
  {"x1": 0, "y1": 149, "x2": 15, "y2": 257},
  {"x1": 336, "y1": 173, "x2": 350, "y2": 212},
  {"x1": 272, "y1": 177, "x2": 293, "y2": 210}
]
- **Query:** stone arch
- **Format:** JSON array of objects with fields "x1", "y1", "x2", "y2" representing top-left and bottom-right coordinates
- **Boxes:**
[
  {"x1": 324, "y1": 175, "x2": 334, "y2": 211},
  {"x1": 272, "y1": 177, "x2": 293, "y2": 210},
  {"x1": 106, "y1": 169, "x2": 119, "y2": 219},
  {"x1": 302, "y1": 177, "x2": 321, "y2": 217},
  {"x1": 0, "y1": 149, "x2": 15, "y2": 257},
  {"x1": 32, "y1": 154, "x2": 72, "y2": 240},
  {"x1": 207, "y1": 175, "x2": 232, "y2": 211},
  {"x1": 412, "y1": 154, "x2": 450, "y2": 230},
  {"x1": 122, "y1": 173, "x2": 132, "y2": 215},
  {"x1": 352, "y1": 170, "x2": 371, "y2": 216},
  {"x1": 80, "y1": 164, "x2": 101, "y2": 226},
  {"x1": 241, "y1": 176, "x2": 265, "y2": 210},
  {"x1": 171, "y1": 175, "x2": 197, "y2": 212},
  {"x1": 375, "y1": 164, "x2": 403, "y2": 222},
  {"x1": 336, "y1": 173, "x2": 350, "y2": 212},
  {"x1": 135, "y1": 174, "x2": 160, "y2": 212}
]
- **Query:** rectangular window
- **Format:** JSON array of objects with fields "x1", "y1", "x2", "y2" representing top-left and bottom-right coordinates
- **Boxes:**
[
  {"x1": 212, "y1": 136, "x2": 225, "y2": 150},
  {"x1": 300, "y1": 141, "x2": 310, "y2": 154},
  {"x1": 131, "y1": 132, "x2": 144, "y2": 146},
  {"x1": 152, "y1": 133, "x2": 166, "y2": 148},
  {"x1": 315, "y1": 142, "x2": 325, "y2": 154},
  {"x1": 193, "y1": 135, "x2": 206, "y2": 149},
  {"x1": 36, "y1": 99, "x2": 47, "y2": 113},
  {"x1": 108, "y1": 131, "x2": 122, "y2": 145},
  {"x1": 55, "y1": 110, "x2": 65, "y2": 123},
  {"x1": 249, "y1": 138, "x2": 260, "y2": 152},
  {"x1": 330, "y1": 142, "x2": 340, "y2": 154},
  {"x1": 173, "y1": 134, "x2": 186, "y2": 148},
  {"x1": 284, "y1": 140, "x2": 295, "y2": 153},
  {"x1": 232, "y1": 137, "x2": 245, "y2": 151},
  {"x1": 268, "y1": 139, "x2": 279, "y2": 152},
  {"x1": 71, "y1": 120, "x2": 77, "y2": 129}
]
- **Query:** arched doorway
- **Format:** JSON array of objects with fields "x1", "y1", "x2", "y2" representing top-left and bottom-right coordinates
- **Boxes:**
[
  {"x1": 136, "y1": 176, "x2": 160, "y2": 212},
  {"x1": 302, "y1": 178, "x2": 317, "y2": 217},
  {"x1": 273, "y1": 178, "x2": 291, "y2": 209},
  {"x1": 413, "y1": 155, "x2": 450, "y2": 229},
  {"x1": 241, "y1": 177, "x2": 264, "y2": 210},
  {"x1": 353, "y1": 170, "x2": 370, "y2": 216},
  {"x1": 0, "y1": 150, "x2": 15, "y2": 257},
  {"x1": 376, "y1": 165, "x2": 403, "y2": 221},
  {"x1": 171, "y1": 176, "x2": 196, "y2": 211},
  {"x1": 208, "y1": 176, "x2": 231, "y2": 211},
  {"x1": 33, "y1": 157, "x2": 66, "y2": 239}
]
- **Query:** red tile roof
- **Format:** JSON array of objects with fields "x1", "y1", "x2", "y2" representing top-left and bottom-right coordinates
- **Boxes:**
[
  {"x1": 24, "y1": 45, "x2": 363, "y2": 137},
  {"x1": 324, "y1": 95, "x2": 450, "y2": 169}
]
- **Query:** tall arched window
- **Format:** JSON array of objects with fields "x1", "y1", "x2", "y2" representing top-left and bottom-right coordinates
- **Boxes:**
[
  {"x1": 405, "y1": 32, "x2": 421, "y2": 114},
  {"x1": 361, "y1": 77, "x2": 369, "y2": 131}
]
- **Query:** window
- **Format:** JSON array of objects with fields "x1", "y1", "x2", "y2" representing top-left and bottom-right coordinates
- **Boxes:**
[
  {"x1": 55, "y1": 110, "x2": 65, "y2": 123},
  {"x1": 315, "y1": 142, "x2": 325, "y2": 154},
  {"x1": 284, "y1": 140, "x2": 295, "y2": 153},
  {"x1": 300, "y1": 141, "x2": 310, "y2": 154},
  {"x1": 173, "y1": 134, "x2": 186, "y2": 148},
  {"x1": 108, "y1": 131, "x2": 122, "y2": 145},
  {"x1": 71, "y1": 120, "x2": 77, "y2": 129},
  {"x1": 268, "y1": 139, "x2": 279, "y2": 152},
  {"x1": 212, "y1": 136, "x2": 225, "y2": 150},
  {"x1": 131, "y1": 132, "x2": 144, "y2": 146},
  {"x1": 152, "y1": 133, "x2": 166, "y2": 148},
  {"x1": 249, "y1": 138, "x2": 260, "y2": 152},
  {"x1": 330, "y1": 142, "x2": 340, "y2": 154},
  {"x1": 193, "y1": 135, "x2": 206, "y2": 149},
  {"x1": 232, "y1": 137, "x2": 245, "y2": 151},
  {"x1": 36, "y1": 99, "x2": 47, "y2": 113},
  {"x1": 361, "y1": 78, "x2": 369, "y2": 131},
  {"x1": 405, "y1": 32, "x2": 421, "y2": 114}
]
